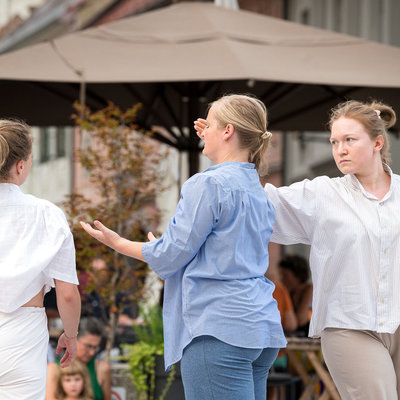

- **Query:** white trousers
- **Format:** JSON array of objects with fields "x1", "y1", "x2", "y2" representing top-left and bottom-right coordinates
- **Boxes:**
[
  {"x1": 321, "y1": 327, "x2": 400, "y2": 400},
  {"x1": 0, "y1": 307, "x2": 48, "y2": 400}
]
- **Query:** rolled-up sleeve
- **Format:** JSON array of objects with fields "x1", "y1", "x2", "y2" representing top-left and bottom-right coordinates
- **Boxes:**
[{"x1": 142, "y1": 174, "x2": 222, "y2": 279}]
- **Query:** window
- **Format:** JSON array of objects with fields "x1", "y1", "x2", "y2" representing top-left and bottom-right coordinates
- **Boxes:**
[
  {"x1": 56, "y1": 127, "x2": 66, "y2": 158},
  {"x1": 368, "y1": 0, "x2": 383, "y2": 42},
  {"x1": 344, "y1": 0, "x2": 361, "y2": 36},
  {"x1": 332, "y1": 0, "x2": 343, "y2": 32},
  {"x1": 301, "y1": 8, "x2": 310, "y2": 24},
  {"x1": 40, "y1": 128, "x2": 50, "y2": 163}
]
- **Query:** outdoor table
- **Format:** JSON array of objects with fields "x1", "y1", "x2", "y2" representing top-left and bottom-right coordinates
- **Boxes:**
[{"x1": 284, "y1": 337, "x2": 341, "y2": 400}]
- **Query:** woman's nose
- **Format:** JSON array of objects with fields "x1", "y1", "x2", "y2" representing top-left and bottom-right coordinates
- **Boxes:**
[{"x1": 338, "y1": 142, "x2": 348, "y2": 154}]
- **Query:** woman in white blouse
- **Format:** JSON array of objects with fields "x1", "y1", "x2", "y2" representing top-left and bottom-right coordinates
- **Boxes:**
[
  {"x1": 196, "y1": 99, "x2": 399, "y2": 400},
  {"x1": 0, "y1": 119, "x2": 81, "y2": 400}
]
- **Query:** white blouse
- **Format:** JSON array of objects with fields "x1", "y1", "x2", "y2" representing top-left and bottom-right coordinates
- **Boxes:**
[
  {"x1": 264, "y1": 169, "x2": 400, "y2": 337},
  {"x1": 0, "y1": 183, "x2": 78, "y2": 313}
]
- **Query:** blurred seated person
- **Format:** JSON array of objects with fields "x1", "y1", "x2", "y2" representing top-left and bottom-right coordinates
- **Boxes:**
[
  {"x1": 267, "y1": 275, "x2": 298, "y2": 400},
  {"x1": 46, "y1": 317, "x2": 111, "y2": 400},
  {"x1": 279, "y1": 255, "x2": 313, "y2": 337},
  {"x1": 79, "y1": 258, "x2": 136, "y2": 326},
  {"x1": 272, "y1": 280, "x2": 298, "y2": 335}
]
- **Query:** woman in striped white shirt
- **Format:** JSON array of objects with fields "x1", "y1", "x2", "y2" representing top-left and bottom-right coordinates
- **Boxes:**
[{"x1": 196, "y1": 99, "x2": 399, "y2": 399}]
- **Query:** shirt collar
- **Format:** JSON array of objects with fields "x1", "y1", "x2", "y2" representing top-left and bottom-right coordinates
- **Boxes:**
[
  {"x1": 345, "y1": 164, "x2": 393, "y2": 201},
  {"x1": 0, "y1": 183, "x2": 21, "y2": 193},
  {"x1": 204, "y1": 161, "x2": 255, "y2": 172}
]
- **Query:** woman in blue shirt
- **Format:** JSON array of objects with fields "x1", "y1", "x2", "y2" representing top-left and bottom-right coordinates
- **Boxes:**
[{"x1": 81, "y1": 94, "x2": 286, "y2": 400}]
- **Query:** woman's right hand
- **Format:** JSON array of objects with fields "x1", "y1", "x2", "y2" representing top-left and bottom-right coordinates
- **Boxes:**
[
  {"x1": 80, "y1": 220, "x2": 121, "y2": 250},
  {"x1": 81, "y1": 221, "x2": 146, "y2": 261},
  {"x1": 57, "y1": 333, "x2": 77, "y2": 368},
  {"x1": 194, "y1": 118, "x2": 207, "y2": 139}
]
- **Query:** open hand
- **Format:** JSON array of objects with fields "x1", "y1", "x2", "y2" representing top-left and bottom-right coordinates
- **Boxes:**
[
  {"x1": 194, "y1": 118, "x2": 207, "y2": 139},
  {"x1": 80, "y1": 220, "x2": 121, "y2": 249}
]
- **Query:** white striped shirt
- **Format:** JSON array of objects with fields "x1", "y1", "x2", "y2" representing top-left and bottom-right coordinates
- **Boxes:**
[{"x1": 264, "y1": 169, "x2": 400, "y2": 337}]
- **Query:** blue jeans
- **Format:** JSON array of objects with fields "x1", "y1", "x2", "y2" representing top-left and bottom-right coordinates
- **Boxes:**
[{"x1": 180, "y1": 335, "x2": 279, "y2": 400}]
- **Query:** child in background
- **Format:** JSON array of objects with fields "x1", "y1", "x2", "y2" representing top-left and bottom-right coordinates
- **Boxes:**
[{"x1": 55, "y1": 360, "x2": 94, "y2": 400}]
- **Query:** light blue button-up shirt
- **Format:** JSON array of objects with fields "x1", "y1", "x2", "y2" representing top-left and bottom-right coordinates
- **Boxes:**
[{"x1": 142, "y1": 161, "x2": 286, "y2": 370}]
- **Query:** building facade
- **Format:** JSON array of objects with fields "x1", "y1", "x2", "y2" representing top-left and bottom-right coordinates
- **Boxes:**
[
  {"x1": 282, "y1": 0, "x2": 400, "y2": 258},
  {"x1": 285, "y1": 0, "x2": 400, "y2": 184}
]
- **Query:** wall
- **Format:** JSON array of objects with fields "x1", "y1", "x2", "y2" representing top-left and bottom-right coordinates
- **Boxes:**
[
  {"x1": 282, "y1": 0, "x2": 400, "y2": 260},
  {"x1": 22, "y1": 126, "x2": 73, "y2": 205}
]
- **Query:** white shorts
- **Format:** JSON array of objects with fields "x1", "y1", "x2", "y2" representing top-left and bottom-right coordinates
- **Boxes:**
[{"x1": 0, "y1": 307, "x2": 48, "y2": 400}]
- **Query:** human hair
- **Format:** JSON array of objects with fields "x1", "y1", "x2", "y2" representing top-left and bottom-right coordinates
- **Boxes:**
[
  {"x1": 55, "y1": 360, "x2": 94, "y2": 399},
  {"x1": 279, "y1": 255, "x2": 310, "y2": 284},
  {"x1": 209, "y1": 94, "x2": 271, "y2": 172},
  {"x1": 78, "y1": 317, "x2": 104, "y2": 339},
  {"x1": 0, "y1": 119, "x2": 32, "y2": 181},
  {"x1": 329, "y1": 100, "x2": 396, "y2": 166}
]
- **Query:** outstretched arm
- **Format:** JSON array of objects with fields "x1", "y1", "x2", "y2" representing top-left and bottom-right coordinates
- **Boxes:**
[{"x1": 80, "y1": 220, "x2": 155, "y2": 261}]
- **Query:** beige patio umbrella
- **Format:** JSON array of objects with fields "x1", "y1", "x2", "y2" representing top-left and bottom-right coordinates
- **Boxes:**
[{"x1": 0, "y1": 1, "x2": 399, "y2": 173}]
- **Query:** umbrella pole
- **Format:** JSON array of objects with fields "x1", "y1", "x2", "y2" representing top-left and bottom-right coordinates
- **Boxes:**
[{"x1": 79, "y1": 79, "x2": 86, "y2": 117}]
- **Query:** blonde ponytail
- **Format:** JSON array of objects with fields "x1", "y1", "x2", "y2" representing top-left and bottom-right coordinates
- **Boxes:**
[
  {"x1": 210, "y1": 94, "x2": 271, "y2": 173},
  {"x1": 0, "y1": 134, "x2": 9, "y2": 172},
  {"x1": 0, "y1": 119, "x2": 32, "y2": 181}
]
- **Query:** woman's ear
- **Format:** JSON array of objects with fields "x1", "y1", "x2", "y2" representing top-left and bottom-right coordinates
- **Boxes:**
[
  {"x1": 15, "y1": 159, "x2": 24, "y2": 175},
  {"x1": 374, "y1": 135, "x2": 384, "y2": 152},
  {"x1": 223, "y1": 124, "x2": 234, "y2": 141}
]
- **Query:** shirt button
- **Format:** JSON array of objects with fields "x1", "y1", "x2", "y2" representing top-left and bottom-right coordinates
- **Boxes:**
[
  {"x1": 380, "y1": 299, "x2": 385, "y2": 303},
  {"x1": 379, "y1": 323, "x2": 383, "y2": 327}
]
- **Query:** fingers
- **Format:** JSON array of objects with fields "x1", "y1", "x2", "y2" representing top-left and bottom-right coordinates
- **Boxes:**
[
  {"x1": 59, "y1": 350, "x2": 68, "y2": 366},
  {"x1": 194, "y1": 118, "x2": 207, "y2": 139},
  {"x1": 80, "y1": 221, "x2": 95, "y2": 234},
  {"x1": 80, "y1": 220, "x2": 120, "y2": 250},
  {"x1": 80, "y1": 220, "x2": 101, "y2": 231},
  {"x1": 93, "y1": 220, "x2": 106, "y2": 230},
  {"x1": 196, "y1": 118, "x2": 207, "y2": 125},
  {"x1": 55, "y1": 343, "x2": 63, "y2": 355},
  {"x1": 80, "y1": 220, "x2": 104, "y2": 238},
  {"x1": 55, "y1": 335, "x2": 66, "y2": 355},
  {"x1": 59, "y1": 350, "x2": 75, "y2": 368},
  {"x1": 80, "y1": 220, "x2": 109, "y2": 235},
  {"x1": 57, "y1": 334, "x2": 77, "y2": 368},
  {"x1": 147, "y1": 232, "x2": 157, "y2": 241}
]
